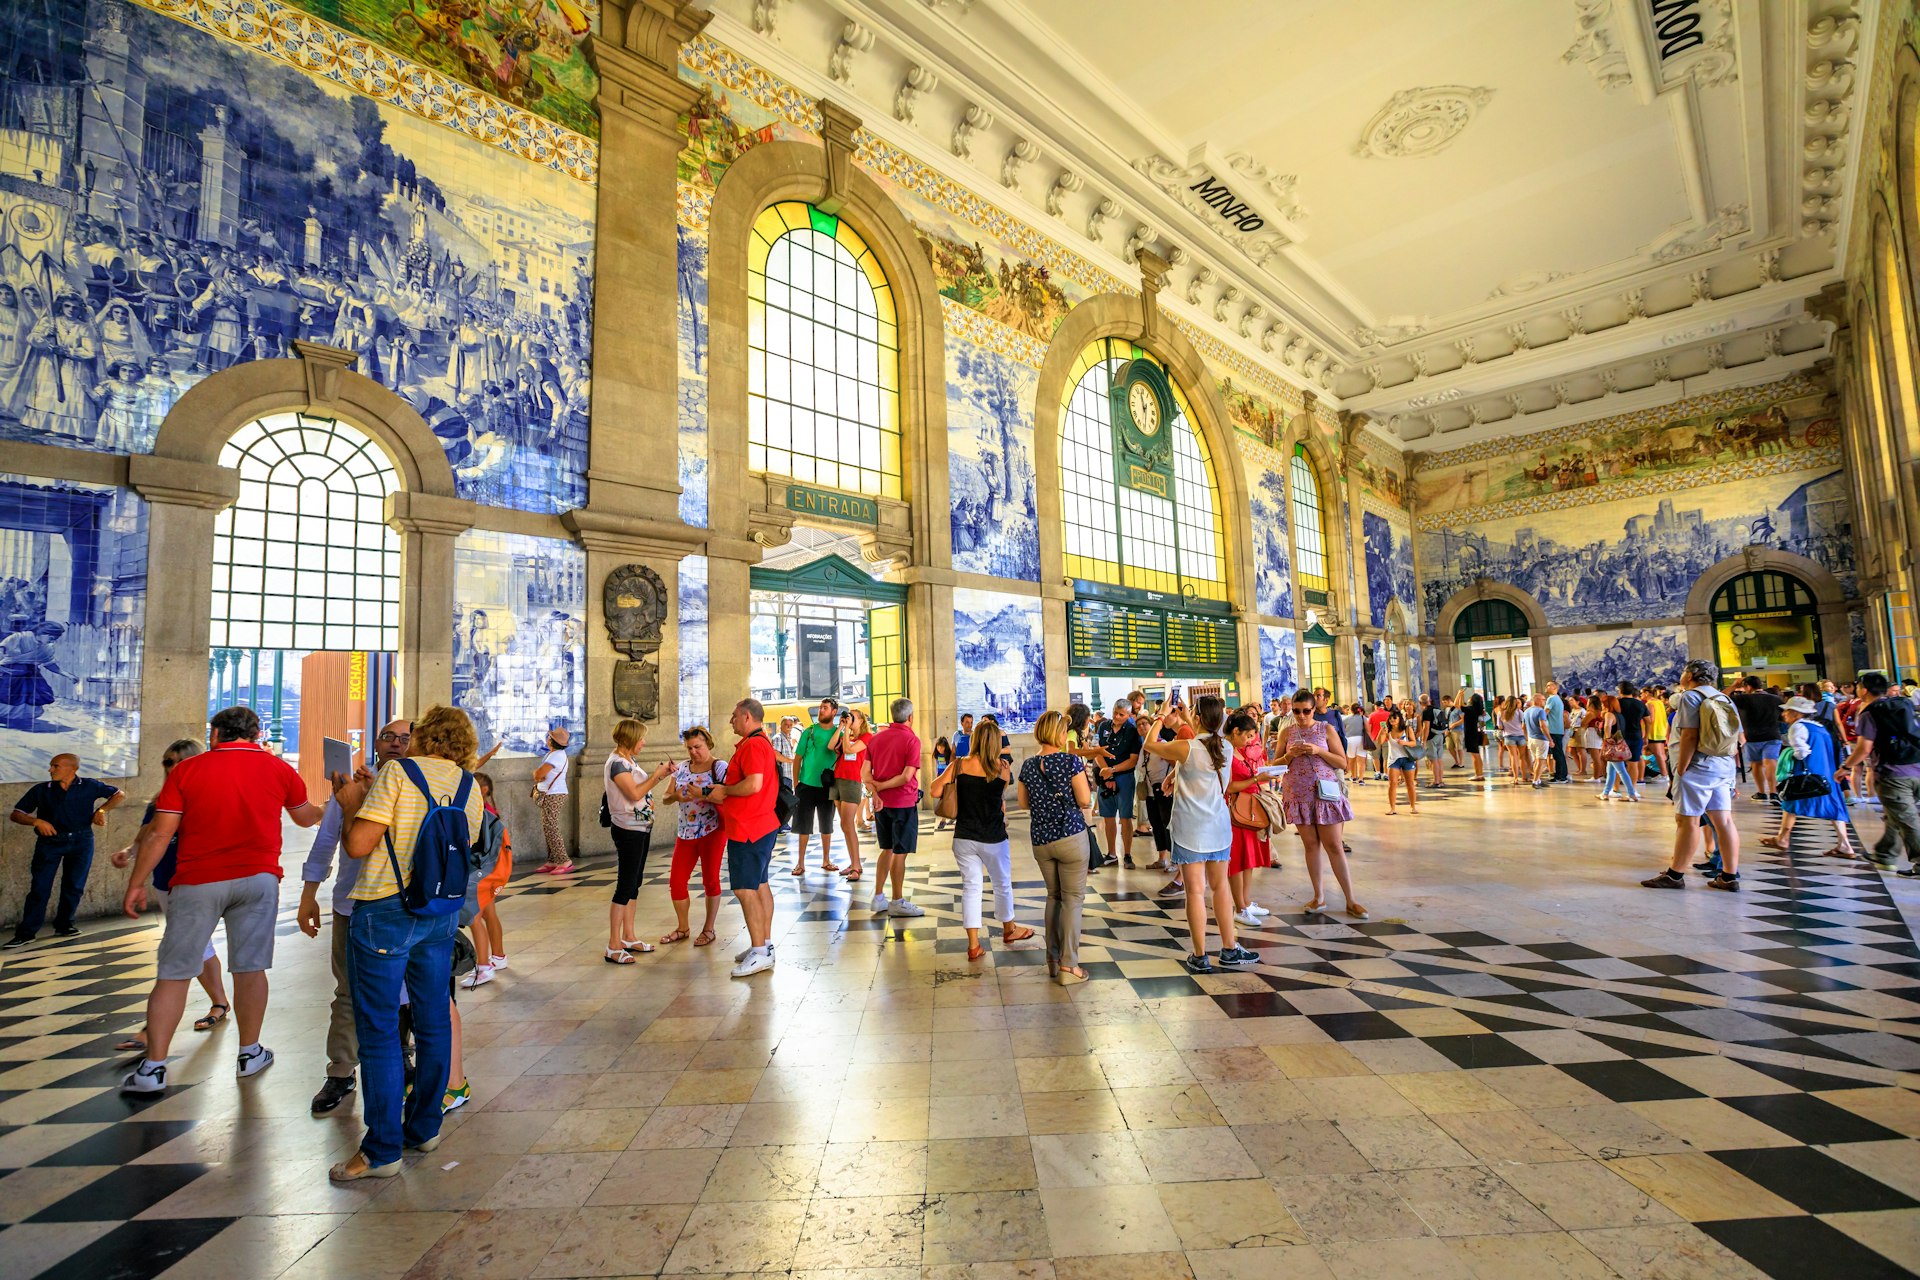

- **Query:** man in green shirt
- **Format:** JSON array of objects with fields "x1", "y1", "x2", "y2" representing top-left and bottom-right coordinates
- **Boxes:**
[{"x1": 789, "y1": 697, "x2": 841, "y2": 875}]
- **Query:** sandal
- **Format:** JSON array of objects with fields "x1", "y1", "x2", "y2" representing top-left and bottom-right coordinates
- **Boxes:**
[
  {"x1": 845, "y1": 870, "x2": 862, "y2": 882},
  {"x1": 115, "y1": 1033, "x2": 147, "y2": 1052},
  {"x1": 194, "y1": 1004, "x2": 229, "y2": 1032},
  {"x1": 1758, "y1": 836, "x2": 1787, "y2": 850},
  {"x1": 659, "y1": 928, "x2": 690, "y2": 944},
  {"x1": 1826, "y1": 845, "x2": 1860, "y2": 860},
  {"x1": 1056, "y1": 967, "x2": 1089, "y2": 986},
  {"x1": 693, "y1": 929, "x2": 717, "y2": 947},
  {"x1": 604, "y1": 949, "x2": 636, "y2": 965},
  {"x1": 623, "y1": 939, "x2": 656, "y2": 954},
  {"x1": 790, "y1": 864, "x2": 805, "y2": 875},
  {"x1": 1001, "y1": 923, "x2": 1035, "y2": 944},
  {"x1": 967, "y1": 945, "x2": 987, "y2": 962}
]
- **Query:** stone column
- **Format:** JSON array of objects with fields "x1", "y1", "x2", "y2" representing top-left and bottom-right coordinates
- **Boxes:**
[
  {"x1": 196, "y1": 106, "x2": 243, "y2": 247},
  {"x1": 704, "y1": 539, "x2": 757, "y2": 733},
  {"x1": 386, "y1": 491, "x2": 477, "y2": 715},
  {"x1": 900, "y1": 565, "x2": 957, "y2": 750},
  {"x1": 79, "y1": 1, "x2": 148, "y2": 223}
]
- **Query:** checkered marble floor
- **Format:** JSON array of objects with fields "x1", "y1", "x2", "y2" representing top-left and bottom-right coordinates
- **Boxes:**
[{"x1": 1, "y1": 780, "x2": 1917, "y2": 1280}]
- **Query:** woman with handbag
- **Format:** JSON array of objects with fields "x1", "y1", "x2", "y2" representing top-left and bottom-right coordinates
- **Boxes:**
[
  {"x1": 1140, "y1": 695, "x2": 1258, "y2": 975},
  {"x1": 1597, "y1": 724, "x2": 1640, "y2": 801},
  {"x1": 1762, "y1": 696, "x2": 1856, "y2": 858},
  {"x1": 1018, "y1": 711, "x2": 1094, "y2": 984},
  {"x1": 1277, "y1": 688, "x2": 1366, "y2": 919},
  {"x1": 1224, "y1": 711, "x2": 1274, "y2": 928},
  {"x1": 931, "y1": 719, "x2": 1034, "y2": 961}
]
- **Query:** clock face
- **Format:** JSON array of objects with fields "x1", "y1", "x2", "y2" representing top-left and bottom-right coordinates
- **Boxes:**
[{"x1": 1128, "y1": 382, "x2": 1161, "y2": 436}]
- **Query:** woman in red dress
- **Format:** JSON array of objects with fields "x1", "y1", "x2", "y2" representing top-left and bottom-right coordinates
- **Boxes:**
[{"x1": 1225, "y1": 711, "x2": 1273, "y2": 927}]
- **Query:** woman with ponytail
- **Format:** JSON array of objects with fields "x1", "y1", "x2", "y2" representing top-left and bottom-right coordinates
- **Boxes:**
[{"x1": 1139, "y1": 695, "x2": 1258, "y2": 975}]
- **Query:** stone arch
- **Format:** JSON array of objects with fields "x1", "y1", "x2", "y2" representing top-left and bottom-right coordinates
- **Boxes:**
[
  {"x1": 1431, "y1": 580, "x2": 1554, "y2": 695},
  {"x1": 1869, "y1": 200, "x2": 1920, "y2": 461},
  {"x1": 1033, "y1": 295, "x2": 1255, "y2": 608},
  {"x1": 151, "y1": 342, "x2": 457, "y2": 497},
  {"x1": 705, "y1": 136, "x2": 949, "y2": 562},
  {"x1": 1893, "y1": 44, "x2": 1920, "y2": 317},
  {"x1": 1683, "y1": 549, "x2": 1856, "y2": 682}
]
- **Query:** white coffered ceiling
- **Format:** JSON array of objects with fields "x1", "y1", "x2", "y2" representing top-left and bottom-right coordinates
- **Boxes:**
[{"x1": 707, "y1": 0, "x2": 1880, "y2": 449}]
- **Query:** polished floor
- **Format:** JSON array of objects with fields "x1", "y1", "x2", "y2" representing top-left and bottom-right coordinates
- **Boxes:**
[{"x1": 2, "y1": 773, "x2": 1918, "y2": 1280}]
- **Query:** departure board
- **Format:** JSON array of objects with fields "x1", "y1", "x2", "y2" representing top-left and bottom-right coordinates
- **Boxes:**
[
  {"x1": 1067, "y1": 601, "x2": 1166, "y2": 670},
  {"x1": 1164, "y1": 612, "x2": 1237, "y2": 670}
]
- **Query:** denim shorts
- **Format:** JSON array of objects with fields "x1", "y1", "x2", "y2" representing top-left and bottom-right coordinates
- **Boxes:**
[
  {"x1": 726, "y1": 831, "x2": 778, "y2": 891},
  {"x1": 1097, "y1": 770, "x2": 1137, "y2": 817},
  {"x1": 1743, "y1": 740, "x2": 1782, "y2": 764},
  {"x1": 1170, "y1": 840, "x2": 1228, "y2": 866},
  {"x1": 1388, "y1": 758, "x2": 1417, "y2": 772}
]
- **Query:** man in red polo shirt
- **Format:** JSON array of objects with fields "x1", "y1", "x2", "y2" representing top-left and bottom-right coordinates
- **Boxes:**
[
  {"x1": 120, "y1": 706, "x2": 326, "y2": 1094},
  {"x1": 864, "y1": 697, "x2": 924, "y2": 917},
  {"x1": 714, "y1": 697, "x2": 781, "y2": 977}
]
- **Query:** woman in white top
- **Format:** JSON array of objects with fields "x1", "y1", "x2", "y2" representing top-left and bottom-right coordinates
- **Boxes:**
[
  {"x1": 602, "y1": 718, "x2": 673, "y2": 965},
  {"x1": 532, "y1": 727, "x2": 573, "y2": 873},
  {"x1": 1564, "y1": 701, "x2": 1588, "y2": 780},
  {"x1": 1140, "y1": 695, "x2": 1258, "y2": 976}
]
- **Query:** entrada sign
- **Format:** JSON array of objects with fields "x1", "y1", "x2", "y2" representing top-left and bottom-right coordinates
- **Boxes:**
[
  {"x1": 785, "y1": 483, "x2": 878, "y2": 525},
  {"x1": 1188, "y1": 177, "x2": 1266, "y2": 232}
]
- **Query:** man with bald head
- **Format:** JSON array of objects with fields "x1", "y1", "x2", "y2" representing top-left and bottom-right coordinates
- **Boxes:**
[
  {"x1": 298, "y1": 718, "x2": 411, "y2": 1113},
  {"x1": 532, "y1": 723, "x2": 573, "y2": 874},
  {"x1": 7, "y1": 753, "x2": 125, "y2": 949}
]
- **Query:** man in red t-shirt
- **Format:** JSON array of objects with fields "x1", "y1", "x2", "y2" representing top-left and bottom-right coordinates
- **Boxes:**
[
  {"x1": 1366, "y1": 700, "x2": 1393, "y2": 778},
  {"x1": 120, "y1": 706, "x2": 326, "y2": 1094},
  {"x1": 715, "y1": 698, "x2": 781, "y2": 977},
  {"x1": 864, "y1": 698, "x2": 924, "y2": 919}
]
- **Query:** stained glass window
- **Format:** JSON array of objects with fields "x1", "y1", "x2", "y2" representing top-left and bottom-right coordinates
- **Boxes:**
[
  {"x1": 1290, "y1": 445, "x2": 1330, "y2": 594},
  {"x1": 1058, "y1": 339, "x2": 1227, "y2": 601},
  {"x1": 211, "y1": 413, "x2": 399, "y2": 651},
  {"x1": 748, "y1": 202, "x2": 901, "y2": 499}
]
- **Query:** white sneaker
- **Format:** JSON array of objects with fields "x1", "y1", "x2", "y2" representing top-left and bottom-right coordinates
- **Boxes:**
[
  {"x1": 121, "y1": 1060, "x2": 167, "y2": 1094},
  {"x1": 490, "y1": 955, "x2": 509, "y2": 970},
  {"x1": 237, "y1": 1045, "x2": 275, "y2": 1078},
  {"x1": 462, "y1": 965, "x2": 495, "y2": 989},
  {"x1": 870, "y1": 893, "x2": 890, "y2": 913},
  {"x1": 734, "y1": 943, "x2": 776, "y2": 962},
  {"x1": 731, "y1": 949, "x2": 774, "y2": 978},
  {"x1": 1233, "y1": 908, "x2": 1262, "y2": 927},
  {"x1": 888, "y1": 899, "x2": 926, "y2": 918},
  {"x1": 1247, "y1": 903, "x2": 1271, "y2": 916}
]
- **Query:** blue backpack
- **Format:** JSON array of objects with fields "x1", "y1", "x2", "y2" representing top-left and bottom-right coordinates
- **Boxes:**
[{"x1": 383, "y1": 759, "x2": 476, "y2": 918}]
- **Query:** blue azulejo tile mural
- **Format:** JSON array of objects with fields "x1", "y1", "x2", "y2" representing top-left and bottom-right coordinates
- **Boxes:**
[
  {"x1": 452, "y1": 531, "x2": 585, "y2": 757},
  {"x1": 1247, "y1": 459, "x2": 1294, "y2": 619},
  {"x1": 947, "y1": 338, "x2": 1039, "y2": 582},
  {"x1": 676, "y1": 223, "x2": 710, "y2": 528},
  {"x1": 1362, "y1": 511, "x2": 1416, "y2": 628},
  {"x1": 0, "y1": 473, "x2": 146, "y2": 780},
  {"x1": 0, "y1": 1, "x2": 594, "y2": 514},
  {"x1": 1550, "y1": 626, "x2": 1687, "y2": 694},
  {"x1": 1258, "y1": 624, "x2": 1300, "y2": 707},
  {"x1": 679, "y1": 555, "x2": 709, "y2": 733},
  {"x1": 953, "y1": 588, "x2": 1045, "y2": 734}
]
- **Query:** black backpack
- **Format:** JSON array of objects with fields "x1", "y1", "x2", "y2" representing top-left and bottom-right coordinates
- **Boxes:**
[
  {"x1": 748, "y1": 730, "x2": 795, "y2": 825},
  {"x1": 1866, "y1": 697, "x2": 1920, "y2": 767}
]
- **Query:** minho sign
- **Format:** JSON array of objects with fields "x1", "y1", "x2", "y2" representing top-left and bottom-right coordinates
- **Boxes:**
[{"x1": 1188, "y1": 176, "x2": 1265, "y2": 233}]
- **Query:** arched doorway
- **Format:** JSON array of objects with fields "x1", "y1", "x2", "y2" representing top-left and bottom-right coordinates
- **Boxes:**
[
  {"x1": 1709, "y1": 569, "x2": 1825, "y2": 687},
  {"x1": 1453, "y1": 597, "x2": 1534, "y2": 697},
  {"x1": 208, "y1": 412, "x2": 402, "y2": 798}
]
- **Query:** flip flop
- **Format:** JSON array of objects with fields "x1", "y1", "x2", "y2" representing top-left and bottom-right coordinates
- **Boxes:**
[
  {"x1": 194, "y1": 1003, "x2": 229, "y2": 1031},
  {"x1": 1001, "y1": 924, "x2": 1035, "y2": 944},
  {"x1": 115, "y1": 1034, "x2": 146, "y2": 1052}
]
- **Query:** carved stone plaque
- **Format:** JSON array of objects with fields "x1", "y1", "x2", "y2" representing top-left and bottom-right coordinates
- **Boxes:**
[{"x1": 612, "y1": 657, "x2": 660, "y2": 721}]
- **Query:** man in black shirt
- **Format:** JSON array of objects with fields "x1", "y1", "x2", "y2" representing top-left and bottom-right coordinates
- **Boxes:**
[
  {"x1": 1094, "y1": 701, "x2": 1142, "y2": 869},
  {"x1": 1615, "y1": 681, "x2": 1651, "y2": 784},
  {"x1": 6, "y1": 753, "x2": 126, "y2": 949},
  {"x1": 1729, "y1": 675, "x2": 1783, "y2": 802}
]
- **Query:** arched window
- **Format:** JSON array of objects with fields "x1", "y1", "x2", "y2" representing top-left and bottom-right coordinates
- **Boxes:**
[
  {"x1": 1058, "y1": 338, "x2": 1225, "y2": 600},
  {"x1": 747, "y1": 201, "x2": 900, "y2": 499},
  {"x1": 1876, "y1": 225, "x2": 1920, "y2": 458},
  {"x1": 212, "y1": 413, "x2": 399, "y2": 651},
  {"x1": 1290, "y1": 444, "x2": 1330, "y2": 596}
]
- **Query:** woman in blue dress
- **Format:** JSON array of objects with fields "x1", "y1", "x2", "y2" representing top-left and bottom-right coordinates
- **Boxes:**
[{"x1": 1762, "y1": 696, "x2": 1856, "y2": 859}]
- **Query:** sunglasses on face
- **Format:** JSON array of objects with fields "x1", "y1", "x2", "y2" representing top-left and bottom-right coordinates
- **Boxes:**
[{"x1": 1292, "y1": 709, "x2": 1314, "y2": 717}]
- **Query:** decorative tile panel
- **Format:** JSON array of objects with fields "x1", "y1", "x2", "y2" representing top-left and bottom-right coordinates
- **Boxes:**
[{"x1": 452, "y1": 530, "x2": 585, "y2": 757}]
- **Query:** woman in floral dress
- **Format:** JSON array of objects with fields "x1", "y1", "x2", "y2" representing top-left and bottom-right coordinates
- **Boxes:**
[{"x1": 1276, "y1": 688, "x2": 1366, "y2": 919}]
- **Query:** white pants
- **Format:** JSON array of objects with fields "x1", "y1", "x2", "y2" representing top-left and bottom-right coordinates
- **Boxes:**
[{"x1": 952, "y1": 837, "x2": 1014, "y2": 929}]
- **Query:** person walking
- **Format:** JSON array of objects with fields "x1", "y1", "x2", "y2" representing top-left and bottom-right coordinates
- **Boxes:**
[
  {"x1": 932, "y1": 718, "x2": 1034, "y2": 961},
  {"x1": 1141, "y1": 706, "x2": 1179, "y2": 872},
  {"x1": 1140, "y1": 695, "x2": 1257, "y2": 975},
  {"x1": 1341, "y1": 703, "x2": 1368, "y2": 784},
  {"x1": 1762, "y1": 696, "x2": 1855, "y2": 859},
  {"x1": 864, "y1": 698, "x2": 925, "y2": 918},
  {"x1": 1616, "y1": 681, "x2": 1651, "y2": 785},
  {"x1": 1842, "y1": 671, "x2": 1920, "y2": 873},
  {"x1": 120, "y1": 706, "x2": 325, "y2": 1095},
  {"x1": 931, "y1": 736, "x2": 956, "y2": 832},
  {"x1": 7, "y1": 752, "x2": 125, "y2": 948},
  {"x1": 531, "y1": 726, "x2": 573, "y2": 874},
  {"x1": 108, "y1": 741, "x2": 230, "y2": 1051},
  {"x1": 1522, "y1": 694, "x2": 1553, "y2": 789},
  {"x1": 1276, "y1": 689, "x2": 1365, "y2": 918},
  {"x1": 326, "y1": 704, "x2": 486, "y2": 1181},
  {"x1": 714, "y1": 698, "x2": 782, "y2": 977},
  {"x1": 1597, "y1": 722, "x2": 1640, "y2": 801},
  {"x1": 1731, "y1": 676, "x2": 1783, "y2": 804},
  {"x1": 298, "y1": 717, "x2": 412, "y2": 1115},
  {"x1": 659, "y1": 727, "x2": 728, "y2": 947},
  {"x1": 1462, "y1": 689, "x2": 1488, "y2": 780},
  {"x1": 790, "y1": 698, "x2": 841, "y2": 877},
  {"x1": 1641, "y1": 660, "x2": 1743, "y2": 892},
  {"x1": 603, "y1": 718, "x2": 672, "y2": 965},
  {"x1": 1019, "y1": 710, "x2": 1094, "y2": 984},
  {"x1": 1383, "y1": 709, "x2": 1420, "y2": 814}
]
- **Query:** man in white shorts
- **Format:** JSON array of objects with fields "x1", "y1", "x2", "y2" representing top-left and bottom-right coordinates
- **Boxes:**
[
  {"x1": 1642, "y1": 659, "x2": 1742, "y2": 892},
  {"x1": 120, "y1": 706, "x2": 326, "y2": 1094}
]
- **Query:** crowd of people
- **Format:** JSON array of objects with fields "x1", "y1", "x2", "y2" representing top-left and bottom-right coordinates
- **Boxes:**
[{"x1": 8, "y1": 654, "x2": 1920, "y2": 1187}]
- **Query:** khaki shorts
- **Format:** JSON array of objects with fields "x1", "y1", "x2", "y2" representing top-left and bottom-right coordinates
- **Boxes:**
[{"x1": 157, "y1": 872, "x2": 278, "y2": 979}]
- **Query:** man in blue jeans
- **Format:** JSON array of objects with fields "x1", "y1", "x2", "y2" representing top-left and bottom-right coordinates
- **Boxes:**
[
  {"x1": 7, "y1": 754, "x2": 125, "y2": 948},
  {"x1": 327, "y1": 704, "x2": 485, "y2": 1182},
  {"x1": 1094, "y1": 700, "x2": 1142, "y2": 868}
]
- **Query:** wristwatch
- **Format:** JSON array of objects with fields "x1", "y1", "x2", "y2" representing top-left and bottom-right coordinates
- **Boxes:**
[{"x1": 700, "y1": 785, "x2": 714, "y2": 797}]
